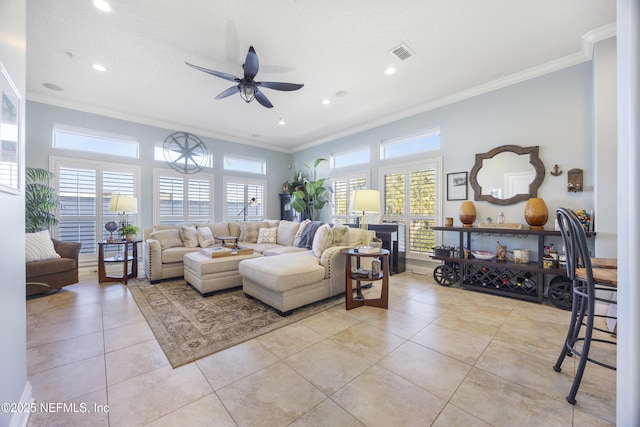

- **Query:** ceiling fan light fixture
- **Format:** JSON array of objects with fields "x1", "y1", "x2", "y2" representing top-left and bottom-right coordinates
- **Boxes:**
[
  {"x1": 278, "y1": 118, "x2": 286, "y2": 126},
  {"x1": 239, "y1": 83, "x2": 256, "y2": 103}
]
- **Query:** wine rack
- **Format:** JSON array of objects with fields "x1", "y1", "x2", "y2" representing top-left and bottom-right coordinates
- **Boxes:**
[{"x1": 431, "y1": 226, "x2": 595, "y2": 303}]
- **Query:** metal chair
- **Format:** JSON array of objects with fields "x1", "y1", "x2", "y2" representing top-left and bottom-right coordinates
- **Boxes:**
[{"x1": 552, "y1": 207, "x2": 616, "y2": 404}]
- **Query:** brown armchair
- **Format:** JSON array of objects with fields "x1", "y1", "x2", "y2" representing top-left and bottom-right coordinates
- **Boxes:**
[{"x1": 26, "y1": 239, "x2": 82, "y2": 296}]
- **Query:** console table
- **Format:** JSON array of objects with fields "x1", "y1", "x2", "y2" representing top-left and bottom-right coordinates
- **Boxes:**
[
  {"x1": 98, "y1": 240, "x2": 141, "y2": 284},
  {"x1": 431, "y1": 226, "x2": 595, "y2": 304}
]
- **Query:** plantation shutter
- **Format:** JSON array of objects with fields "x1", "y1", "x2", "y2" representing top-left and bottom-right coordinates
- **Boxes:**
[
  {"x1": 188, "y1": 179, "x2": 210, "y2": 223},
  {"x1": 224, "y1": 178, "x2": 266, "y2": 222},
  {"x1": 158, "y1": 176, "x2": 184, "y2": 225},
  {"x1": 58, "y1": 167, "x2": 97, "y2": 255},
  {"x1": 331, "y1": 173, "x2": 367, "y2": 223}
]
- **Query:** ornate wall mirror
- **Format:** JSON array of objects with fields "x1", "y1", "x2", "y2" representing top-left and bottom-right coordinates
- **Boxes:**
[{"x1": 469, "y1": 145, "x2": 545, "y2": 206}]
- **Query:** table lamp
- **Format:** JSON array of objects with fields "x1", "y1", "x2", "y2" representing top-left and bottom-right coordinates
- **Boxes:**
[
  {"x1": 109, "y1": 195, "x2": 138, "y2": 229},
  {"x1": 352, "y1": 189, "x2": 380, "y2": 230}
]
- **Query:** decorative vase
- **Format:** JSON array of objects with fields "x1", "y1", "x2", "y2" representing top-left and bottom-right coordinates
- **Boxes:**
[
  {"x1": 459, "y1": 201, "x2": 476, "y2": 228},
  {"x1": 125, "y1": 234, "x2": 136, "y2": 242},
  {"x1": 524, "y1": 197, "x2": 548, "y2": 229}
]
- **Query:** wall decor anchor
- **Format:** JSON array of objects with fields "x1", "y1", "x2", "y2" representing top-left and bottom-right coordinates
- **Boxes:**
[
  {"x1": 550, "y1": 164, "x2": 563, "y2": 176},
  {"x1": 567, "y1": 168, "x2": 583, "y2": 192}
]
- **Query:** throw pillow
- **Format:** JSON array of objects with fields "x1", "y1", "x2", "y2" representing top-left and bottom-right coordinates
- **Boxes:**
[
  {"x1": 197, "y1": 227, "x2": 214, "y2": 248},
  {"x1": 25, "y1": 230, "x2": 61, "y2": 262},
  {"x1": 149, "y1": 229, "x2": 183, "y2": 249},
  {"x1": 239, "y1": 221, "x2": 268, "y2": 243},
  {"x1": 179, "y1": 225, "x2": 199, "y2": 248},
  {"x1": 276, "y1": 220, "x2": 300, "y2": 246},
  {"x1": 331, "y1": 223, "x2": 350, "y2": 246},
  {"x1": 293, "y1": 219, "x2": 311, "y2": 247},
  {"x1": 257, "y1": 227, "x2": 277, "y2": 244},
  {"x1": 312, "y1": 223, "x2": 333, "y2": 257}
]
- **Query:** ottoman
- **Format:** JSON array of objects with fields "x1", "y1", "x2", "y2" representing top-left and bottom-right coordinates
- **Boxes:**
[{"x1": 184, "y1": 251, "x2": 263, "y2": 296}]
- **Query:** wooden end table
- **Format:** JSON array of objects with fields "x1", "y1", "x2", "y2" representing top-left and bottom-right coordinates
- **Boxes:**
[
  {"x1": 344, "y1": 248, "x2": 390, "y2": 310},
  {"x1": 98, "y1": 240, "x2": 141, "y2": 284}
]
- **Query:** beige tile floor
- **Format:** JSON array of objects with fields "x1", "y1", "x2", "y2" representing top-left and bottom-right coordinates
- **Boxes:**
[{"x1": 25, "y1": 272, "x2": 616, "y2": 426}]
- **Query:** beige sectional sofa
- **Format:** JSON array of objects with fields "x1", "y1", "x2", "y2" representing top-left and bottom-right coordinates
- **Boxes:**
[{"x1": 143, "y1": 220, "x2": 374, "y2": 314}]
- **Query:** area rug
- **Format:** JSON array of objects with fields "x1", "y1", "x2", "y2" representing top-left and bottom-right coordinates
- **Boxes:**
[{"x1": 128, "y1": 279, "x2": 344, "y2": 368}]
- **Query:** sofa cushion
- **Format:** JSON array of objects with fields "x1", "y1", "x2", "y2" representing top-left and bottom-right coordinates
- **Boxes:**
[
  {"x1": 150, "y1": 229, "x2": 184, "y2": 249},
  {"x1": 257, "y1": 227, "x2": 277, "y2": 244},
  {"x1": 25, "y1": 230, "x2": 61, "y2": 262},
  {"x1": 179, "y1": 226, "x2": 199, "y2": 248},
  {"x1": 161, "y1": 246, "x2": 200, "y2": 264},
  {"x1": 312, "y1": 223, "x2": 333, "y2": 257},
  {"x1": 331, "y1": 223, "x2": 350, "y2": 246},
  {"x1": 239, "y1": 251, "x2": 325, "y2": 292},
  {"x1": 293, "y1": 219, "x2": 311, "y2": 247},
  {"x1": 197, "y1": 227, "x2": 214, "y2": 247},
  {"x1": 276, "y1": 220, "x2": 300, "y2": 246},
  {"x1": 262, "y1": 246, "x2": 309, "y2": 256},
  {"x1": 26, "y1": 257, "x2": 76, "y2": 277},
  {"x1": 239, "y1": 221, "x2": 269, "y2": 243}
]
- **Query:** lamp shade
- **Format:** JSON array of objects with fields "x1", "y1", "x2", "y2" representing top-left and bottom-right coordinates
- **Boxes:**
[
  {"x1": 109, "y1": 195, "x2": 138, "y2": 213},
  {"x1": 352, "y1": 190, "x2": 380, "y2": 213}
]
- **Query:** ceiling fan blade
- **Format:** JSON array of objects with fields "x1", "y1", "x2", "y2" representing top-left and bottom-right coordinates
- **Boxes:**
[
  {"x1": 215, "y1": 85, "x2": 239, "y2": 99},
  {"x1": 258, "y1": 81, "x2": 304, "y2": 91},
  {"x1": 243, "y1": 46, "x2": 259, "y2": 81},
  {"x1": 254, "y1": 88, "x2": 273, "y2": 108},
  {"x1": 185, "y1": 62, "x2": 239, "y2": 82}
]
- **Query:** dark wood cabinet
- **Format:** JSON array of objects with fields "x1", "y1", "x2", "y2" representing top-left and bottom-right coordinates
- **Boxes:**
[{"x1": 279, "y1": 193, "x2": 293, "y2": 221}]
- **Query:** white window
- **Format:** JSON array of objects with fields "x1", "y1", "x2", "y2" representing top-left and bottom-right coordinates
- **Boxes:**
[
  {"x1": 331, "y1": 172, "x2": 368, "y2": 223},
  {"x1": 381, "y1": 129, "x2": 440, "y2": 160},
  {"x1": 330, "y1": 147, "x2": 370, "y2": 169},
  {"x1": 223, "y1": 176, "x2": 266, "y2": 222},
  {"x1": 153, "y1": 143, "x2": 214, "y2": 168},
  {"x1": 53, "y1": 124, "x2": 139, "y2": 158},
  {"x1": 51, "y1": 157, "x2": 140, "y2": 258},
  {"x1": 153, "y1": 169, "x2": 214, "y2": 225},
  {"x1": 380, "y1": 159, "x2": 441, "y2": 260},
  {"x1": 223, "y1": 154, "x2": 266, "y2": 175}
]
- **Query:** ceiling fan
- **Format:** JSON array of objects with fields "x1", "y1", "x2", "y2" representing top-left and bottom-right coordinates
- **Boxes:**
[{"x1": 186, "y1": 46, "x2": 304, "y2": 108}]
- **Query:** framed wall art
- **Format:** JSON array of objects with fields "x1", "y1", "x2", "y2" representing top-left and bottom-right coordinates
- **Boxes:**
[
  {"x1": 447, "y1": 171, "x2": 468, "y2": 201},
  {"x1": 0, "y1": 62, "x2": 21, "y2": 195}
]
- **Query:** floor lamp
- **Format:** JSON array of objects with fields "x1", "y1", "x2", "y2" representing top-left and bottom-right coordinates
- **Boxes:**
[{"x1": 352, "y1": 189, "x2": 380, "y2": 230}]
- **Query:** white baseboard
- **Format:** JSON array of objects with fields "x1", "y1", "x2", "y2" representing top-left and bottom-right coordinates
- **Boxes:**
[{"x1": 9, "y1": 382, "x2": 33, "y2": 427}]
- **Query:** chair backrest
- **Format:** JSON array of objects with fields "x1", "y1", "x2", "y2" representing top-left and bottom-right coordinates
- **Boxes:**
[{"x1": 556, "y1": 207, "x2": 593, "y2": 283}]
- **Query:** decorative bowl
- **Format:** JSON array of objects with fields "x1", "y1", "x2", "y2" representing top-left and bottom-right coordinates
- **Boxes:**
[{"x1": 472, "y1": 250, "x2": 495, "y2": 260}]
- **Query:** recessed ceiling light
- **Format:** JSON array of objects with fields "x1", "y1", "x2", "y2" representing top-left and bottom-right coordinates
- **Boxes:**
[
  {"x1": 43, "y1": 83, "x2": 63, "y2": 91},
  {"x1": 384, "y1": 67, "x2": 397, "y2": 75},
  {"x1": 92, "y1": 63, "x2": 107, "y2": 72},
  {"x1": 278, "y1": 118, "x2": 286, "y2": 126},
  {"x1": 322, "y1": 99, "x2": 331, "y2": 105},
  {"x1": 335, "y1": 90, "x2": 348, "y2": 98},
  {"x1": 92, "y1": 0, "x2": 112, "y2": 12}
]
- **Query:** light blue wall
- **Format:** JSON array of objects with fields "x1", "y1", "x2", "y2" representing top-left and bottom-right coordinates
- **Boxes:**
[
  {"x1": 292, "y1": 62, "x2": 603, "y2": 267},
  {"x1": 25, "y1": 102, "x2": 293, "y2": 227},
  {"x1": 0, "y1": 0, "x2": 28, "y2": 425}
]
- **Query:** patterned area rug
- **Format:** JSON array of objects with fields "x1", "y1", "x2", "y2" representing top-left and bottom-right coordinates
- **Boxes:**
[{"x1": 128, "y1": 279, "x2": 344, "y2": 368}]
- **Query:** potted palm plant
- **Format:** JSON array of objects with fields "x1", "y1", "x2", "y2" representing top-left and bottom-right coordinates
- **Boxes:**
[
  {"x1": 25, "y1": 167, "x2": 60, "y2": 233},
  {"x1": 290, "y1": 158, "x2": 333, "y2": 221}
]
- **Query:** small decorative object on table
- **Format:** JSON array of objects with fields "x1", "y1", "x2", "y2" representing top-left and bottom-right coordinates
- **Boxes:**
[
  {"x1": 119, "y1": 224, "x2": 140, "y2": 242},
  {"x1": 496, "y1": 241, "x2": 507, "y2": 262},
  {"x1": 459, "y1": 201, "x2": 476, "y2": 228},
  {"x1": 574, "y1": 209, "x2": 593, "y2": 232},
  {"x1": 472, "y1": 250, "x2": 495, "y2": 260},
  {"x1": 524, "y1": 197, "x2": 548, "y2": 230}
]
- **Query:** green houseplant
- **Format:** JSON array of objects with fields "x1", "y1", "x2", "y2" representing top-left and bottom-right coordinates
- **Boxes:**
[
  {"x1": 290, "y1": 158, "x2": 333, "y2": 221},
  {"x1": 119, "y1": 224, "x2": 140, "y2": 241},
  {"x1": 25, "y1": 167, "x2": 60, "y2": 233}
]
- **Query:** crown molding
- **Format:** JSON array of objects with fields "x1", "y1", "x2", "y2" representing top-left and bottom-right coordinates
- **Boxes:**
[
  {"x1": 25, "y1": 92, "x2": 292, "y2": 153},
  {"x1": 298, "y1": 22, "x2": 618, "y2": 152}
]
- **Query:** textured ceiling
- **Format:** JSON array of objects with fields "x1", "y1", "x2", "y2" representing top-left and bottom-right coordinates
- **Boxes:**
[{"x1": 26, "y1": 0, "x2": 616, "y2": 152}]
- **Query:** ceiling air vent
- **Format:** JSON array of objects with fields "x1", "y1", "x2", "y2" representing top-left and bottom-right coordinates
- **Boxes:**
[{"x1": 389, "y1": 43, "x2": 415, "y2": 61}]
